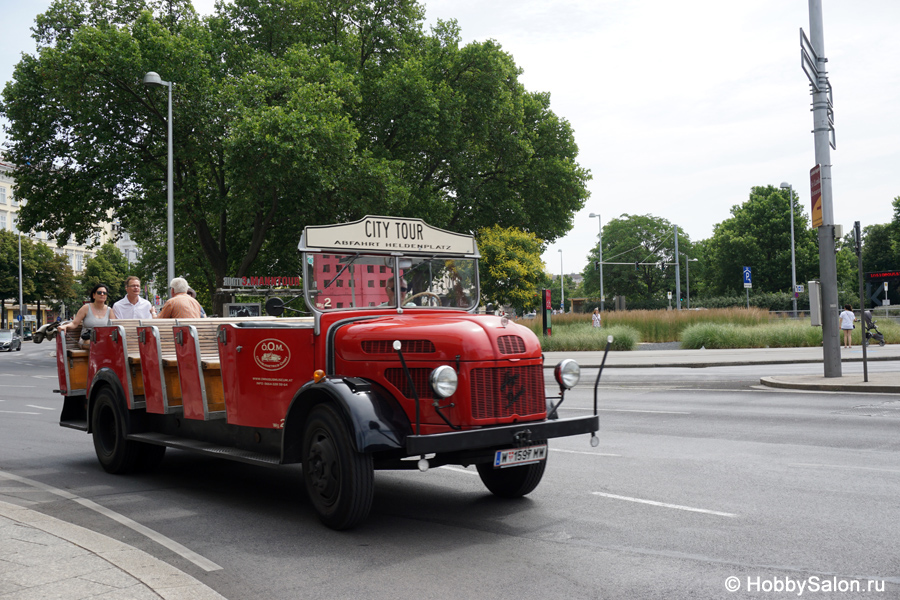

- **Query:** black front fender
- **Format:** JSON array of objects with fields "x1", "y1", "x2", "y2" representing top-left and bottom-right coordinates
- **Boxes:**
[{"x1": 282, "y1": 377, "x2": 412, "y2": 462}]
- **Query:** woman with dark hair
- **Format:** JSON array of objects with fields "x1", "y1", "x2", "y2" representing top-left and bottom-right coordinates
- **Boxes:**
[
  {"x1": 60, "y1": 283, "x2": 112, "y2": 349},
  {"x1": 839, "y1": 303, "x2": 856, "y2": 349}
]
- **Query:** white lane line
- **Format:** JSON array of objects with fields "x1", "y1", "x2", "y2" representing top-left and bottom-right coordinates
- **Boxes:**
[
  {"x1": 791, "y1": 463, "x2": 900, "y2": 475},
  {"x1": 0, "y1": 470, "x2": 222, "y2": 572},
  {"x1": 0, "y1": 410, "x2": 40, "y2": 415},
  {"x1": 551, "y1": 449, "x2": 621, "y2": 457},
  {"x1": 592, "y1": 492, "x2": 737, "y2": 517},
  {"x1": 25, "y1": 405, "x2": 55, "y2": 411}
]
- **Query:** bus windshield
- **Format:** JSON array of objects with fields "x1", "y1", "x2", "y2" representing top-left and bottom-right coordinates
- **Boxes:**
[{"x1": 304, "y1": 253, "x2": 478, "y2": 311}]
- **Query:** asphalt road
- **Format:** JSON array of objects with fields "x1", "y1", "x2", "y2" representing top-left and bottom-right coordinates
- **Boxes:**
[{"x1": 1, "y1": 342, "x2": 898, "y2": 599}]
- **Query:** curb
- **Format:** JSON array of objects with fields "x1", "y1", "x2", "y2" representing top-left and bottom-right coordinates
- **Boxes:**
[
  {"x1": 759, "y1": 376, "x2": 900, "y2": 394},
  {"x1": 0, "y1": 500, "x2": 225, "y2": 600}
]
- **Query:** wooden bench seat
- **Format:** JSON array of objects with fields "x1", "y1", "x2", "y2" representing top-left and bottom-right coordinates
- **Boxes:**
[{"x1": 60, "y1": 325, "x2": 88, "y2": 394}]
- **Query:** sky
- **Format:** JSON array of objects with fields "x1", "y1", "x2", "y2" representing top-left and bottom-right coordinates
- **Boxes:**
[{"x1": 3, "y1": 0, "x2": 899, "y2": 278}]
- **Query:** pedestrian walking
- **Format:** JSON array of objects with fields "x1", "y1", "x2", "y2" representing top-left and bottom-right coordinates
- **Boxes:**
[{"x1": 592, "y1": 307, "x2": 602, "y2": 328}]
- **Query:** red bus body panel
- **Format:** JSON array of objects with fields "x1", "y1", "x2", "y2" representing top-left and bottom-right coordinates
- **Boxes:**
[{"x1": 220, "y1": 323, "x2": 316, "y2": 428}]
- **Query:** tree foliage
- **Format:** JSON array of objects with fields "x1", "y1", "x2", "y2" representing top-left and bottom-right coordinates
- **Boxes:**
[
  {"x1": 702, "y1": 185, "x2": 818, "y2": 295},
  {"x1": 476, "y1": 225, "x2": 545, "y2": 314},
  {"x1": 580, "y1": 214, "x2": 692, "y2": 305},
  {"x1": 0, "y1": 231, "x2": 77, "y2": 322},
  {"x1": 79, "y1": 242, "x2": 130, "y2": 303},
  {"x1": 2, "y1": 0, "x2": 590, "y2": 314}
]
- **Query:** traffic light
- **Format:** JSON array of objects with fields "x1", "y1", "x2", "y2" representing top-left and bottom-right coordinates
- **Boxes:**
[{"x1": 635, "y1": 261, "x2": 639, "y2": 271}]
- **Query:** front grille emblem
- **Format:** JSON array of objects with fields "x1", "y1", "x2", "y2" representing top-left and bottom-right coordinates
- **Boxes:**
[{"x1": 502, "y1": 371, "x2": 524, "y2": 409}]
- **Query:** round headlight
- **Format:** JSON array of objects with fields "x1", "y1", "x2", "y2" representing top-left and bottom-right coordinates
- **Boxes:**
[
  {"x1": 554, "y1": 359, "x2": 580, "y2": 390},
  {"x1": 430, "y1": 365, "x2": 458, "y2": 398}
]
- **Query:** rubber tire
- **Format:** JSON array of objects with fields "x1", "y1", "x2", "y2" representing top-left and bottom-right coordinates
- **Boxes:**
[
  {"x1": 302, "y1": 404, "x2": 374, "y2": 530},
  {"x1": 477, "y1": 455, "x2": 547, "y2": 498},
  {"x1": 91, "y1": 388, "x2": 142, "y2": 474}
]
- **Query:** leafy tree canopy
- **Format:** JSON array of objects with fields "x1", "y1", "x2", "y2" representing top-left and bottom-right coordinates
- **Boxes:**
[
  {"x1": 581, "y1": 214, "x2": 692, "y2": 304},
  {"x1": 0, "y1": 230, "x2": 77, "y2": 320},
  {"x1": 2, "y1": 0, "x2": 590, "y2": 314},
  {"x1": 702, "y1": 185, "x2": 818, "y2": 295},
  {"x1": 476, "y1": 225, "x2": 544, "y2": 314},
  {"x1": 79, "y1": 242, "x2": 130, "y2": 303}
]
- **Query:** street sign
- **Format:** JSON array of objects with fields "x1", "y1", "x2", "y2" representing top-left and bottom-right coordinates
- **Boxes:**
[
  {"x1": 800, "y1": 28, "x2": 820, "y2": 92},
  {"x1": 810, "y1": 165, "x2": 823, "y2": 227},
  {"x1": 797, "y1": 285, "x2": 804, "y2": 293},
  {"x1": 667, "y1": 291, "x2": 673, "y2": 300},
  {"x1": 743, "y1": 267, "x2": 752, "y2": 289}
]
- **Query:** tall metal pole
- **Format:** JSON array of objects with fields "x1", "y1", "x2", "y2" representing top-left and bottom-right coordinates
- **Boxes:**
[
  {"x1": 674, "y1": 225, "x2": 682, "y2": 310},
  {"x1": 808, "y1": 0, "x2": 841, "y2": 376},
  {"x1": 558, "y1": 249, "x2": 564, "y2": 312},
  {"x1": 166, "y1": 81, "x2": 175, "y2": 286},
  {"x1": 589, "y1": 213, "x2": 604, "y2": 312},
  {"x1": 780, "y1": 183, "x2": 799, "y2": 318},
  {"x1": 18, "y1": 232, "x2": 24, "y2": 338}
]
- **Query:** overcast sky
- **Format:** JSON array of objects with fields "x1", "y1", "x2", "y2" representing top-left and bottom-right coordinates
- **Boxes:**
[{"x1": 3, "y1": 0, "x2": 899, "y2": 277}]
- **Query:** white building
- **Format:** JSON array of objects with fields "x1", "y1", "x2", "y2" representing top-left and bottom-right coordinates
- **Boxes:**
[{"x1": 0, "y1": 159, "x2": 115, "y2": 273}]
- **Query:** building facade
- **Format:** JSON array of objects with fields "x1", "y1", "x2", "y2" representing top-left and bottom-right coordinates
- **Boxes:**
[{"x1": 0, "y1": 159, "x2": 116, "y2": 329}]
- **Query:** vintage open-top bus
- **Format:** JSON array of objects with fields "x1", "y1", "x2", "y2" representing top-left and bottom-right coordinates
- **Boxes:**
[{"x1": 53, "y1": 216, "x2": 599, "y2": 529}]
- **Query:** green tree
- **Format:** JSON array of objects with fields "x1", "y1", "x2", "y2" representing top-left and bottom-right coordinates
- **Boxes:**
[
  {"x1": 0, "y1": 231, "x2": 35, "y2": 327},
  {"x1": 703, "y1": 185, "x2": 818, "y2": 295},
  {"x1": 0, "y1": 231, "x2": 77, "y2": 326},
  {"x1": 581, "y1": 214, "x2": 692, "y2": 307},
  {"x1": 29, "y1": 241, "x2": 77, "y2": 323},
  {"x1": 79, "y1": 243, "x2": 130, "y2": 303},
  {"x1": 476, "y1": 225, "x2": 545, "y2": 314},
  {"x1": 2, "y1": 0, "x2": 589, "y2": 315}
]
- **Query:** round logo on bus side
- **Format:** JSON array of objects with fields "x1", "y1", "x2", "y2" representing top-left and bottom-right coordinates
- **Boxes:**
[{"x1": 253, "y1": 338, "x2": 291, "y2": 371}]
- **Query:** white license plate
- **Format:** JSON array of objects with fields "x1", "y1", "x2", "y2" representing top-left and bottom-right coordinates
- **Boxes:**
[{"x1": 493, "y1": 444, "x2": 547, "y2": 468}]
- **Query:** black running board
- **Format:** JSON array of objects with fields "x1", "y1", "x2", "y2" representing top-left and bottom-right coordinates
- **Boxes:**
[{"x1": 126, "y1": 432, "x2": 282, "y2": 467}]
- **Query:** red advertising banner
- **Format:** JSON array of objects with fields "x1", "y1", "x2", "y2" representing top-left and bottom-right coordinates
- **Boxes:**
[{"x1": 809, "y1": 164, "x2": 823, "y2": 228}]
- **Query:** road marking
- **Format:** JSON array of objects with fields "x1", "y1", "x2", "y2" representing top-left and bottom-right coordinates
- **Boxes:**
[
  {"x1": 0, "y1": 410, "x2": 40, "y2": 415},
  {"x1": 592, "y1": 492, "x2": 737, "y2": 517},
  {"x1": 791, "y1": 463, "x2": 900, "y2": 475},
  {"x1": 0, "y1": 385, "x2": 36, "y2": 388},
  {"x1": 25, "y1": 405, "x2": 55, "y2": 411},
  {"x1": 0, "y1": 470, "x2": 222, "y2": 572},
  {"x1": 552, "y1": 449, "x2": 621, "y2": 457}
]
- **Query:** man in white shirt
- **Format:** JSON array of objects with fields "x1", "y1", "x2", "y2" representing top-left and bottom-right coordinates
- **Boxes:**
[{"x1": 111, "y1": 276, "x2": 157, "y2": 319}]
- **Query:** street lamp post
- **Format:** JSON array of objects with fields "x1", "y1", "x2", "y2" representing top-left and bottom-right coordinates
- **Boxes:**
[
  {"x1": 589, "y1": 212, "x2": 604, "y2": 312},
  {"x1": 780, "y1": 182, "x2": 798, "y2": 318},
  {"x1": 18, "y1": 232, "x2": 24, "y2": 338},
  {"x1": 558, "y1": 249, "x2": 564, "y2": 312},
  {"x1": 143, "y1": 71, "x2": 175, "y2": 286}
]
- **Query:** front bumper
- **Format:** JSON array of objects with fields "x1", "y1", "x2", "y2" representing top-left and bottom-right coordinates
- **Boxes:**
[{"x1": 405, "y1": 415, "x2": 599, "y2": 455}]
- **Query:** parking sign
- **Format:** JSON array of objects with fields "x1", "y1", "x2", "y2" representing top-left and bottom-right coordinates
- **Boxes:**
[{"x1": 743, "y1": 267, "x2": 752, "y2": 289}]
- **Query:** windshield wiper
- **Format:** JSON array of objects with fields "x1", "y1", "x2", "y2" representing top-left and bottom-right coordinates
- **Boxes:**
[{"x1": 324, "y1": 254, "x2": 360, "y2": 289}]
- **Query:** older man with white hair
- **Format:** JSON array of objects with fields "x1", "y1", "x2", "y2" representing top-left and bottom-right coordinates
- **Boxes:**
[{"x1": 157, "y1": 277, "x2": 204, "y2": 319}]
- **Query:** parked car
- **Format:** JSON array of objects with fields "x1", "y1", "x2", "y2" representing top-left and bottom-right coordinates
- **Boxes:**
[{"x1": 0, "y1": 330, "x2": 22, "y2": 352}]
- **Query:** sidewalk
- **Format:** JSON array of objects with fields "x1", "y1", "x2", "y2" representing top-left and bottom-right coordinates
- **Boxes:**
[
  {"x1": 544, "y1": 344, "x2": 900, "y2": 394},
  {"x1": 0, "y1": 500, "x2": 224, "y2": 600}
]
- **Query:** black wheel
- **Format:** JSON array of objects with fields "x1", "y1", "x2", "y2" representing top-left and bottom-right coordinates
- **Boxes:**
[
  {"x1": 476, "y1": 456, "x2": 547, "y2": 498},
  {"x1": 302, "y1": 404, "x2": 374, "y2": 530},
  {"x1": 91, "y1": 388, "x2": 141, "y2": 474}
]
